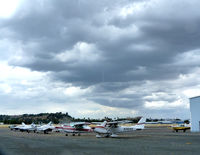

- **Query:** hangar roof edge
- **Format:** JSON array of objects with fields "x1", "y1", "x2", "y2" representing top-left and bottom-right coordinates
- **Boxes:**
[{"x1": 190, "y1": 96, "x2": 200, "y2": 99}]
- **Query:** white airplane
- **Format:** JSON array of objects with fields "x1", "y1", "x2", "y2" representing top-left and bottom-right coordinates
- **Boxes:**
[
  {"x1": 94, "y1": 117, "x2": 146, "y2": 138},
  {"x1": 55, "y1": 122, "x2": 92, "y2": 136},
  {"x1": 36, "y1": 122, "x2": 55, "y2": 134},
  {"x1": 10, "y1": 122, "x2": 36, "y2": 133},
  {"x1": 10, "y1": 122, "x2": 26, "y2": 131},
  {"x1": 18, "y1": 123, "x2": 36, "y2": 133}
]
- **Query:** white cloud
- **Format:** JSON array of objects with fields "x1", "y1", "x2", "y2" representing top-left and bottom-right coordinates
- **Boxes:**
[
  {"x1": 0, "y1": 0, "x2": 22, "y2": 18},
  {"x1": 64, "y1": 86, "x2": 91, "y2": 97},
  {"x1": 144, "y1": 99, "x2": 186, "y2": 109},
  {"x1": 0, "y1": 61, "x2": 45, "y2": 81},
  {"x1": 56, "y1": 42, "x2": 101, "y2": 65},
  {"x1": 69, "y1": 102, "x2": 138, "y2": 119},
  {"x1": 183, "y1": 89, "x2": 200, "y2": 98},
  {"x1": 0, "y1": 83, "x2": 12, "y2": 94},
  {"x1": 174, "y1": 49, "x2": 200, "y2": 66},
  {"x1": 119, "y1": 1, "x2": 151, "y2": 18},
  {"x1": 0, "y1": 61, "x2": 47, "y2": 99}
]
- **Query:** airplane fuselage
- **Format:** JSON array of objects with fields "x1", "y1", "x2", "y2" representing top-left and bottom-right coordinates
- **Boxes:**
[
  {"x1": 94, "y1": 125, "x2": 139, "y2": 134},
  {"x1": 56, "y1": 125, "x2": 92, "y2": 133},
  {"x1": 94, "y1": 121, "x2": 145, "y2": 137}
]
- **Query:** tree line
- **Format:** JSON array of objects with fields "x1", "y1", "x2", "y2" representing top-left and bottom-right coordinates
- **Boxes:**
[
  {"x1": 0, "y1": 112, "x2": 189, "y2": 124},
  {"x1": 0, "y1": 112, "x2": 72, "y2": 124}
]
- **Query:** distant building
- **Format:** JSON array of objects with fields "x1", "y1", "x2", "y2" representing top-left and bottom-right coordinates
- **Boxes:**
[
  {"x1": 0, "y1": 122, "x2": 4, "y2": 125},
  {"x1": 157, "y1": 121, "x2": 173, "y2": 124},
  {"x1": 190, "y1": 96, "x2": 200, "y2": 132},
  {"x1": 172, "y1": 121, "x2": 185, "y2": 124},
  {"x1": 145, "y1": 122, "x2": 158, "y2": 124}
]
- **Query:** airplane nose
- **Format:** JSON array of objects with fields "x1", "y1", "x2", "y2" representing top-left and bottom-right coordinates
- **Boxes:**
[
  {"x1": 93, "y1": 128, "x2": 97, "y2": 132},
  {"x1": 94, "y1": 128, "x2": 101, "y2": 133}
]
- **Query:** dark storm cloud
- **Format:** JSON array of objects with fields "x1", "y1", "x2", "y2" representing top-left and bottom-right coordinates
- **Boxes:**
[
  {"x1": 91, "y1": 98, "x2": 143, "y2": 109},
  {"x1": 1, "y1": 0, "x2": 200, "y2": 114}
]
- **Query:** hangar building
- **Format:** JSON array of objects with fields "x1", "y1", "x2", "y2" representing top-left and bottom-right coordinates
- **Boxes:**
[{"x1": 190, "y1": 96, "x2": 200, "y2": 132}]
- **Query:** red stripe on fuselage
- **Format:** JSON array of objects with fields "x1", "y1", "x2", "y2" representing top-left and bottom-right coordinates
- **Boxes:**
[
  {"x1": 94, "y1": 126, "x2": 105, "y2": 129},
  {"x1": 60, "y1": 127, "x2": 92, "y2": 132}
]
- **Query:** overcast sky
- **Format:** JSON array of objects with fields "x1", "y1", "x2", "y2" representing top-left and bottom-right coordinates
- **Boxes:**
[{"x1": 0, "y1": 0, "x2": 200, "y2": 119}]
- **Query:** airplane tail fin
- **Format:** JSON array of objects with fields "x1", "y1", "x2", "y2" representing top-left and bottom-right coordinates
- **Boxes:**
[
  {"x1": 137, "y1": 117, "x2": 146, "y2": 124},
  {"x1": 48, "y1": 121, "x2": 52, "y2": 126},
  {"x1": 133, "y1": 117, "x2": 146, "y2": 130},
  {"x1": 101, "y1": 121, "x2": 107, "y2": 127},
  {"x1": 22, "y1": 122, "x2": 25, "y2": 126}
]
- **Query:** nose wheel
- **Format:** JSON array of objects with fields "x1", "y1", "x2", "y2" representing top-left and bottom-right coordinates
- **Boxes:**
[
  {"x1": 110, "y1": 134, "x2": 118, "y2": 138},
  {"x1": 96, "y1": 134, "x2": 102, "y2": 138}
]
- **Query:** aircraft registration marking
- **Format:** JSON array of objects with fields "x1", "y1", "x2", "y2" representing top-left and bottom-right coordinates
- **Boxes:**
[{"x1": 124, "y1": 128, "x2": 133, "y2": 131}]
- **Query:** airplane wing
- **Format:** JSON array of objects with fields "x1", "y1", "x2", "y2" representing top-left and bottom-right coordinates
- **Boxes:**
[
  {"x1": 117, "y1": 120, "x2": 133, "y2": 124},
  {"x1": 74, "y1": 122, "x2": 90, "y2": 125},
  {"x1": 106, "y1": 121, "x2": 133, "y2": 128},
  {"x1": 36, "y1": 125, "x2": 55, "y2": 134},
  {"x1": 91, "y1": 122, "x2": 102, "y2": 125},
  {"x1": 37, "y1": 126, "x2": 52, "y2": 131},
  {"x1": 73, "y1": 122, "x2": 91, "y2": 129},
  {"x1": 106, "y1": 121, "x2": 119, "y2": 128},
  {"x1": 107, "y1": 121, "x2": 118, "y2": 124}
]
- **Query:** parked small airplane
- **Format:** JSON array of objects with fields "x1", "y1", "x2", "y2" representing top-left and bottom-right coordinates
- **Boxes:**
[
  {"x1": 18, "y1": 123, "x2": 36, "y2": 133},
  {"x1": 10, "y1": 122, "x2": 26, "y2": 131},
  {"x1": 171, "y1": 124, "x2": 191, "y2": 132},
  {"x1": 10, "y1": 122, "x2": 36, "y2": 133},
  {"x1": 94, "y1": 117, "x2": 146, "y2": 138},
  {"x1": 55, "y1": 122, "x2": 93, "y2": 136},
  {"x1": 36, "y1": 122, "x2": 55, "y2": 134}
]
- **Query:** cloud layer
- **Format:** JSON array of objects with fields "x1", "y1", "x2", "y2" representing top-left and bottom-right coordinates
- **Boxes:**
[{"x1": 1, "y1": 0, "x2": 200, "y2": 118}]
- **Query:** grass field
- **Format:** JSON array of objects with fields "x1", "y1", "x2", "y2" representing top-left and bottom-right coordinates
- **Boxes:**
[{"x1": 0, "y1": 125, "x2": 10, "y2": 128}]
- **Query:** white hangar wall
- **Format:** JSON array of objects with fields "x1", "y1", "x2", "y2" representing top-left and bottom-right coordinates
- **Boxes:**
[{"x1": 190, "y1": 96, "x2": 200, "y2": 132}]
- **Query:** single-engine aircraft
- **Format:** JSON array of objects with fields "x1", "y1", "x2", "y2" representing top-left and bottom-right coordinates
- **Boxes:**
[
  {"x1": 55, "y1": 122, "x2": 92, "y2": 136},
  {"x1": 10, "y1": 122, "x2": 36, "y2": 133},
  {"x1": 171, "y1": 124, "x2": 191, "y2": 132},
  {"x1": 94, "y1": 117, "x2": 146, "y2": 138},
  {"x1": 10, "y1": 122, "x2": 26, "y2": 131},
  {"x1": 18, "y1": 123, "x2": 36, "y2": 133},
  {"x1": 36, "y1": 122, "x2": 55, "y2": 134}
]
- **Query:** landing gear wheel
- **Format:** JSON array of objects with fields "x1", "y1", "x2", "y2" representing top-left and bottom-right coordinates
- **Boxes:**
[
  {"x1": 72, "y1": 133, "x2": 75, "y2": 136},
  {"x1": 96, "y1": 134, "x2": 102, "y2": 138},
  {"x1": 65, "y1": 134, "x2": 68, "y2": 136},
  {"x1": 111, "y1": 134, "x2": 118, "y2": 138}
]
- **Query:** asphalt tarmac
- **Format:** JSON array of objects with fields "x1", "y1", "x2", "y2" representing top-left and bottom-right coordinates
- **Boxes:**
[{"x1": 0, "y1": 127, "x2": 200, "y2": 155}]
